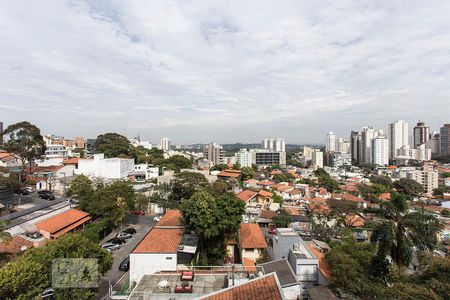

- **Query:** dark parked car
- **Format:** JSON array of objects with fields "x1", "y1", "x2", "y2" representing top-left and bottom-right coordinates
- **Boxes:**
[
  {"x1": 37, "y1": 190, "x2": 51, "y2": 195},
  {"x1": 39, "y1": 192, "x2": 55, "y2": 200},
  {"x1": 107, "y1": 238, "x2": 126, "y2": 245},
  {"x1": 14, "y1": 188, "x2": 30, "y2": 195},
  {"x1": 132, "y1": 210, "x2": 145, "y2": 216},
  {"x1": 25, "y1": 232, "x2": 43, "y2": 239},
  {"x1": 119, "y1": 257, "x2": 130, "y2": 271},
  {"x1": 121, "y1": 227, "x2": 136, "y2": 235}
]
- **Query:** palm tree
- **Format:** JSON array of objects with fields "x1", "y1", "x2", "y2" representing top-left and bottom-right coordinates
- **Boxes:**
[{"x1": 371, "y1": 193, "x2": 442, "y2": 266}]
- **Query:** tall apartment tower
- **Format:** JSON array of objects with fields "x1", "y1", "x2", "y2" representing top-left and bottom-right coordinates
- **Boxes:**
[
  {"x1": 388, "y1": 120, "x2": 409, "y2": 159},
  {"x1": 440, "y1": 124, "x2": 450, "y2": 156},
  {"x1": 350, "y1": 131, "x2": 362, "y2": 164},
  {"x1": 275, "y1": 138, "x2": 286, "y2": 152},
  {"x1": 160, "y1": 138, "x2": 171, "y2": 151},
  {"x1": 413, "y1": 121, "x2": 430, "y2": 148},
  {"x1": 361, "y1": 127, "x2": 379, "y2": 164},
  {"x1": 203, "y1": 142, "x2": 224, "y2": 166},
  {"x1": 326, "y1": 132, "x2": 336, "y2": 152},
  {"x1": 372, "y1": 132, "x2": 389, "y2": 166}
]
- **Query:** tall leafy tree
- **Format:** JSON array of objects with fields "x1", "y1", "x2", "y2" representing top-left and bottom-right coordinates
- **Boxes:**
[
  {"x1": 94, "y1": 133, "x2": 132, "y2": 158},
  {"x1": 180, "y1": 191, "x2": 244, "y2": 264},
  {"x1": 272, "y1": 209, "x2": 294, "y2": 228},
  {"x1": 2, "y1": 121, "x2": 45, "y2": 181},
  {"x1": 168, "y1": 172, "x2": 210, "y2": 205},
  {"x1": 66, "y1": 175, "x2": 94, "y2": 204},
  {"x1": 371, "y1": 193, "x2": 442, "y2": 266},
  {"x1": 240, "y1": 167, "x2": 255, "y2": 181},
  {"x1": 393, "y1": 178, "x2": 423, "y2": 198}
]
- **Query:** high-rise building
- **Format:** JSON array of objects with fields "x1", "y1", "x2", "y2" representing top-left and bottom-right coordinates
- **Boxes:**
[
  {"x1": 203, "y1": 142, "x2": 224, "y2": 166},
  {"x1": 275, "y1": 138, "x2": 285, "y2": 152},
  {"x1": 361, "y1": 127, "x2": 379, "y2": 163},
  {"x1": 372, "y1": 133, "x2": 389, "y2": 166},
  {"x1": 350, "y1": 131, "x2": 362, "y2": 164},
  {"x1": 388, "y1": 120, "x2": 409, "y2": 159},
  {"x1": 301, "y1": 146, "x2": 314, "y2": 165},
  {"x1": 336, "y1": 138, "x2": 350, "y2": 154},
  {"x1": 252, "y1": 149, "x2": 286, "y2": 166},
  {"x1": 160, "y1": 138, "x2": 171, "y2": 151},
  {"x1": 406, "y1": 163, "x2": 438, "y2": 195},
  {"x1": 413, "y1": 121, "x2": 430, "y2": 148},
  {"x1": 326, "y1": 132, "x2": 336, "y2": 152},
  {"x1": 312, "y1": 150, "x2": 324, "y2": 168},
  {"x1": 440, "y1": 124, "x2": 450, "y2": 156},
  {"x1": 235, "y1": 149, "x2": 253, "y2": 168},
  {"x1": 425, "y1": 132, "x2": 440, "y2": 157}
]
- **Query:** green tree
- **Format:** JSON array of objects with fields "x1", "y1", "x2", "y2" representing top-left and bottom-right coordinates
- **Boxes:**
[
  {"x1": 0, "y1": 220, "x2": 11, "y2": 243},
  {"x1": 162, "y1": 155, "x2": 192, "y2": 172},
  {"x1": 0, "y1": 175, "x2": 21, "y2": 192},
  {"x1": 272, "y1": 173, "x2": 294, "y2": 183},
  {"x1": 272, "y1": 194, "x2": 283, "y2": 204},
  {"x1": 442, "y1": 172, "x2": 450, "y2": 178},
  {"x1": 2, "y1": 121, "x2": 46, "y2": 181},
  {"x1": 169, "y1": 172, "x2": 210, "y2": 205},
  {"x1": 211, "y1": 180, "x2": 229, "y2": 195},
  {"x1": 433, "y1": 185, "x2": 450, "y2": 196},
  {"x1": 272, "y1": 209, "x2": 293, "y2": 228},
  {"x1": 66, "y1": 175, "x2": 94, "y2": 204},
  {"x1": 180, "y1": 191, "x2": 244, "y2": 264},
  {"x1": 94, "y1": 133, "x2": 132, "y2": 158},
  {"x1": 393, "y1": 178, "x2": 423, "y2": 198},
  {"x1": 210, "y1": 164, "x2": 228, "y2": 171},
  {"x1": 0, "y1": 234, "x2": 112, "y2": 300},
  {"x1": 314, "y1": 168, "x2": 339, "y2": 192},
  {"x1": 370, "y1": 175, "x2": 393, "y2": 189},
  {"x1": 371, "y1": 193, "x2": 442, "y2": 266},
  {"x1": 240, "y1": 167, "x2": 255, "y2": 181},
  {"x1": 327, "y1": 199, "x2": 359, "y2": 227}
]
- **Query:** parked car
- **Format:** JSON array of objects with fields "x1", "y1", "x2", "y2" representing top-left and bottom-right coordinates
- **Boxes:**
[
  {"x1": 132, "y1": 210, "x2": 145, "y2": 216},
  {"x1": 119, "y1": 257, "x2": 130, "y2": 271},
  {"x1": 15, "y1": 187, "x2": 30, "y2": 195},
  {"x1": 116, "y1": 232, "x2": 132, "y2": 240},
  {"x1": 23, "y1": 187, "x2": 35, "y2": 193},
  {"x1": 268, "y1": 228, "x2": 277, "y2": 234},
  {"x1": 121, "y1": 227, "x2": 136, "y2": 235},
  {"x1": 153, "y1": 216, "x2": 161, "y2": 222},
  {"x1": 25, "y1": 232, "x2": 43, "y2": 239},
  {"x1": 107, "y1": 238, "x2": 126, "y2": 245},
  {"x1": 39, "y1": 192, "x2": 55, "y2": 200},
  {"x1": 101, "y1": 243, "x2": 121, "y2": 251},
  {"x1": 37, "y1": 190, "x2": 51, "y2": 195},
  {"x1": 66, "y1": 198, "x2": 79, "y2": 205}
]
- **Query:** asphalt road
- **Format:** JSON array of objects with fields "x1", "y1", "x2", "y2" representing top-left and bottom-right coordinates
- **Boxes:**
[{"x1": 97, "y1": 213, "x2": 156, "y2": 299}]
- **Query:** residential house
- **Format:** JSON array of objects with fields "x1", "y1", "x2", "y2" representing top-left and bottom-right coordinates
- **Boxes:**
[
  {"x1": 0, "y1": 152, "x2": 22, "y2": 169},
  {"x1": 76, "y1": 153, "x2": 134, "y2": 179},
  {"x1": 239, "y1": 223, "x2": 268, "y2": 262},
  {"x1": 35, "y1": 209, "x2": 91, "y2": 239}
]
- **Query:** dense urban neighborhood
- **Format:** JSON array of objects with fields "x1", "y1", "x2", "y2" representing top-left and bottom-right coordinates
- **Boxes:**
[{"x1": 0, "y1": 120, "x2": 449, "y2": 299}]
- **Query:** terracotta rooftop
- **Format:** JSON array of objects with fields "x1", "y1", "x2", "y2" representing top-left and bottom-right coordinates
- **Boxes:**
[
  {"x1": 63, "y1": 157, "x2": 79, "y2": 165},
  {"x1": 156, "y1": 210, "x2": 182, "y2": 227},
  {"x1": 0, "y1": 235, "x2": 35, "y2": 253},
  {"x1": 217, "y1": 171, "x2": 241, "y2": 178},
  {"x1": 258, "y1": 190, "x2": 273, "y2": 198},
  {"x1": 259, "y1": 210, "x2": 277, "y2": 220},
  {"x1": 339, "y1": 193, "x2": 368, "y2": 203},
  {"x1": 200, "y1": 273, "x2": 283, "y2": 300},
  {"x1": 243, "y1": 257, "x2": 257, "y2": 272},
  {"x1": 256, "y1": 181, "x2": 275, "y2": 186},
  {"x1": 345, "y1": 214, "x2": 365, "y2": 227},
  {"x1": 239, "y1": 223, "x2": 267, "y2": 249},
  {"x1": 133, "y1": 228, "x2": 183, "y2": 253},
  {"x1": 236, "y1": 190, "x2": 258, "y2": 203},
  {"x1": 35, "y1": 209, "x2": 91, "y2": 237},
  {"x1": 379, "y1": 192, "x2": 391, "y2": 201},
  {"x1": 307, "y1": 243, "x2": 331, "y2": 280}
]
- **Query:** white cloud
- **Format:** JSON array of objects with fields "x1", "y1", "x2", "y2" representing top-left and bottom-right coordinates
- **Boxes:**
[{"x1": 0, "y1": 0, "x2": 449, "y2": 143}]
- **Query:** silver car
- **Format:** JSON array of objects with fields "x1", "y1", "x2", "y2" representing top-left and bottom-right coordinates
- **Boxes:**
[{"x1": 102, "y1": 242, "x2": 121, "y2": 251}]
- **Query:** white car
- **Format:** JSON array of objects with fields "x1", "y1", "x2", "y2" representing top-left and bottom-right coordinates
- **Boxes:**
[
  {"x1": 116, "y1": 232, "x2": 132, "y2": 239},
  {"x1": 153, "y1": 216, "x2": 161, "y2": 222},
  {"x1": 102, "y1": 243, "x2": 121, "y2": 251}
]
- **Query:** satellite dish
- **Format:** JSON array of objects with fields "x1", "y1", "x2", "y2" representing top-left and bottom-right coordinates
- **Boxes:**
[{"x1": 20, "y1": 246, "x2": 28, "y2": 251}]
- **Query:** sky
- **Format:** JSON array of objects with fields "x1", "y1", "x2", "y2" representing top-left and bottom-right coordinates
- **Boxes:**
[{"x1": 1, "y1": 1, "x2": 450, "y2": 144}]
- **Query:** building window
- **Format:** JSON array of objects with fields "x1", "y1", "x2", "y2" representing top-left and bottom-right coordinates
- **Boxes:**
[{"x1": 166, "y1": 257, "x2": 172, "y2": 260}]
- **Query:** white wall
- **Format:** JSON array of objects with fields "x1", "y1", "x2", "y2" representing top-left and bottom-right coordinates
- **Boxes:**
[
  {"x1": 129, "y1": 253, "x2": 177, "y2": 284},
  {"x1": 76, "y1": 154, "x2": 134, "y2": 179}
]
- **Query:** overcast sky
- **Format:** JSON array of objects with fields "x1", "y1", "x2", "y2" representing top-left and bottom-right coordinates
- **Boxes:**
[{"x1": 1, "y1": 1, "x2": 449, "y2": 144}]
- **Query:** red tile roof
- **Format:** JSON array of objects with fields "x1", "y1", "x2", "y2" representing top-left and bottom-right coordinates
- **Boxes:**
[
  {"x1": 157, "y1": 210, "x2": 182, "y2": 227},
  {"x1": 36, "y1": 209, "x2": 91, "y2": 238},
  {"x1": 200, "y1": 273, "x2": 283, "y2": 300},
  {"x1": 217, "y1": 171, "x2": 241, "y2": 178},
  {"x1": 379, "y1": 192, "x2": 391, "y2": 201},
  {"x1": 258, "y1": 190, "x2": 273, "y2": 198},
  {"x1": 0, "y1": 235, "x2": 35, "y2": 253},
  {"x1": 257, "y1": 181, "x2": 275, "y2": 186},
  {"x1": 243, "y1": 257, "x2": 257, "y2": 272},
  {"x1": 307, "y1": 244, "x2": 331, "y2": 280},
  {"x1": 339, "y1": 193, "x2": 368, "y2": 203},
  {"x1": 236, "y1": 190, "x2": 258, "y2": 203},
  {"x1": 133, "y1": 228, "x2": 183, "y2": 253},
  {"x1": 63, "y1": 157, "x2": 79, "y2": 165},
  {"x1": 240, "y1": 223, "x2": 267, "y2": 249},
  {"x1": 259, "y1": 210, "x2": 277, "y2": 220},
  {"x1": 345, "y1": 214, "x2": 365, "y2": 227}
]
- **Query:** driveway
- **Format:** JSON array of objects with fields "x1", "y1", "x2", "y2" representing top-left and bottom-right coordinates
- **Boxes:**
[{"x1": 97, "y1": 213, "x2": 156, "y2": 299}]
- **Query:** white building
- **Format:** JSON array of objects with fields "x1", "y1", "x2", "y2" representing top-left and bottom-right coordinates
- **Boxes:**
[
  {"x1": 372, "y1": 134, "x2": 389, "y2": 166},
  {"x1": 44, "y1": 144, "x2": 69, "y2": 159},
  {"x1": 160, "y1": 138, "x2": 171, "y2": 151},
  {"x1": 275, "y1": 138, "x2": 286, "y2": 152},
  {"x1": 388, "y1": 120, "x2": 409, "y2": 160},
  {"x1": 76, "y1": 154, "x2": 134, "y2": 179},
  {"x1": 326, "y1": 132, "x2": 336, "y2": 152},
  {"x1": 332, "y1": 152, "x2": 351, "y2": 167},
  {"x1": 361, "y1": 126, "x2": 379, "y2": 164},
  {"x1": 397, "y1": 144, "x2": 432, "y2": 162},
  {"x1": 312, "y1": 150, "x2": 323, "y2": 168},
  {"x1": 235, "y1": 149, "x2": 253, "y2": 168},
  {"x1": 134, "y1": 164, "x2": 159, "y2": 180},
  {"x1": 336, "y1": 138, "x2": 350, "y2": 154}
]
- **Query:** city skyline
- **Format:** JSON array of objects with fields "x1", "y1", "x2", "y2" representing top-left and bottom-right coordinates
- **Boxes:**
[{"x1": 1, "y1": 2, "x2": 450, "y2": 143}]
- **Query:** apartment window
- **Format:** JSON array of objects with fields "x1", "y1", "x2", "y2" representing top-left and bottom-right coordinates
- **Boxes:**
[{"x1": 166, "y1": 257, "x2": 172, "y2": 260}]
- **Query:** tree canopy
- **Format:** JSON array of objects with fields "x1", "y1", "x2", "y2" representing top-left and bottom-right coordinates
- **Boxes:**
[
  {"x1": 272, "y1": 209, "x2": 293, "y2": 228},
  {"x1": 393, "y1": 178, "x2": 423, "y2": 198},
  {"x1": 0, "y1": 233, "x2": 112, "y2": 300},
  {"x1": 94, "y1": 133, "x2": 133, "y2": 158},
  {"x1": 180, "y1": 191, "x2": 244, "y2": 265}
]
